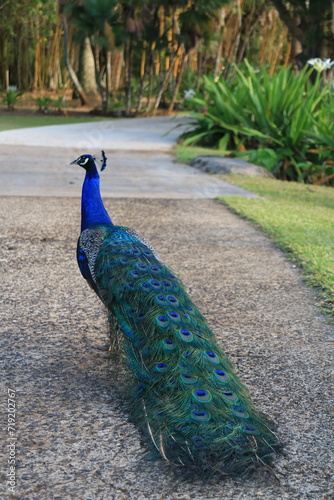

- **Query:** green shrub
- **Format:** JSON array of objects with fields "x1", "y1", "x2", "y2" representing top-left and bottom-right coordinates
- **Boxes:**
[
  {"x1": 2, "y1": 89, "x2": 24, "y2": 110},
  {"x1": 34, "y1": 95, "x2": 67, "y2": 114},
  {"x1": 180, "y1": 61, "x2": 332, "y2": 184},
  {"x1": 52, "y1": 96, "x2": 67, "y2": 114},
  {"x1": 34, "y1": 96, "x2": 54, "y2": 114}
]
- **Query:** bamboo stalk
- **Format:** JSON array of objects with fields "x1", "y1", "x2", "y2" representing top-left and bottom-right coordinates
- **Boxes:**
[
  {"x1": 266, "y1": 10, "x2": 278, "y2": 66},
  {"x1": 140, "y1": 42, "x2": 146, "y2": 79},
  {"x1": 168, "y1": 52, "x2": 188, "y2": 113},
  {"x1": 229, "y1": 0, "x2": 242, "y2": 64},
  {"x1": 33, "y1": 41, "x2": 40, "y2": 90},
  {"x1": 165, "y1": 7, "x2": 173, "y2": 71},
  {"x1": 259, "y1": 19, "x2": 268, "y2": 64},
  {"x1": 284, "y1": 41, "x2": 292, "y2": 67},
  {"x1": 213, "y1": 8, "x2": 225, "y2": 79}
]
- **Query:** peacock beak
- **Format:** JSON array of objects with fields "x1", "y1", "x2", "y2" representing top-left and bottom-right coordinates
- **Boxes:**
[{"x1": 70, "y1": 158, "x2": 79, "y2": 165}]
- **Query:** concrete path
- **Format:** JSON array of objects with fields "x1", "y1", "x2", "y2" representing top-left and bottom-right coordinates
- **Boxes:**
[
  {"x1": 0, "y1": 117, "x2": 185, "y2": 150},
  {"x1": 0, "y1": 117, "x2": 256, "y2": 198}
]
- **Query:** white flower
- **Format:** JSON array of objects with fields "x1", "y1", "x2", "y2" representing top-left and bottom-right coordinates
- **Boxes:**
[
  {"x1": 307, "y1": 58, "x2": 334, "y2": 72},
  {"x1": 184, "y1": 89, "x2": 195, "y2": 100}
]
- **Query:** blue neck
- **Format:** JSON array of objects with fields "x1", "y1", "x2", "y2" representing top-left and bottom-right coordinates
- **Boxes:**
[{"x1": 81, "y1": 164, "x2": 112, "y2": 232}]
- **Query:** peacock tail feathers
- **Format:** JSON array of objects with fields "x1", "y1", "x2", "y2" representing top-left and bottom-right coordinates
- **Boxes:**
[{"x1": 82, "y1": 223, "x2": 280, "y2": 476}]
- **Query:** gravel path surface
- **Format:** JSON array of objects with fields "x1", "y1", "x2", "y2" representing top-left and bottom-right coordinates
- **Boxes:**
[{"x1": 1, "y1": 196, "x2": 333, "y2": 500}]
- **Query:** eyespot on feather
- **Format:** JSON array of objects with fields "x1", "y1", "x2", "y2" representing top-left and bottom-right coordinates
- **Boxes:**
[
  {"x1": 180, "y1": 374, "x2": 198, "y2": 384},
  {"x1": 204, "y1": 351, "x2": 220, "y2": 364},
  {"x1": 179, "y1": 328, "x2": 193, "y2": 342},
  {"x1": 191, "y1": 410, "x2": 211, "y2": 422},
  {"x1": 156, "y1": 295, "x2": 166, "y2": 305},
  {"x1": 156, "y1": 363, "x2": 168, "y2": 373},
  {"x1": 162, "y1": 339, "x2": 176, "y2": 350},
  {"x1": 136, "y1": 262, "x2": 147, "y2": 270},
  {"x1": 221, "y1": 390, "x2": 238, "y2": 402},
  {"x1": 167, "y1": 295, "x2": 179, "y2": 306},
  {"x1": 150, "y1": 279, "x2": 161, "y2": 289},
  {"x1": 136, "y1": 312, "x2": 145, "y2": 321},
  {"x1": 232, "y1": 406, "x2": 249, "y2": 418},
  {"x1": 193, "y1": 389, "x2": 212, "y2": 403},
  {"x1": 156, "y1": 315, "x2": 169, "y2": 327},
  {"x1": 213, "y1": 369, "x2": 229, "y2": 383},
  {"x1": 168, "y1": 311, "x2": 180, "y2": 321}
]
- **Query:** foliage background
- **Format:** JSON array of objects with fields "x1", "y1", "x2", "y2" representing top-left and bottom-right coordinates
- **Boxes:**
[{"x1": 1, "y1": 0, "x2": 332, "y2": 113}]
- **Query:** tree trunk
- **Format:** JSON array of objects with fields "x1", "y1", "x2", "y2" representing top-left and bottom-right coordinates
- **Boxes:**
[
  {"x1": 213, "y1": 8, "x2": 225, "y2": 80},
  {"x1": 136, "y1": 45, "x2": 147, "y2": 112},
  {"x1": 152, "y1": 52, "x2": 177, "y2": 113},
  {"x1": 79, "y1": 37, "x2": 98, "y2": 96},
  {"x1": 33, "y1": 40, "x2": 40, "y2": 90},
  {"x1": 62, "y1": 16, "x2": 89, "y2": 106},
  {"x1": 110, "y1": 48, "x2": 123, "y2": 92},
  {"x1": 93, "y1": 47, "x2": 108, "y2": 112},
  {"x1": 125, "y1": 36, "x2": 133, "y2": 116},
  {"x1": 146, "y1": 46, "x2": 154, "y2": 110},
  {"x1": 48, "y1": 14, "x2": 60, "y2": 90},
  {"x1": 106, "y1": 50, "x2": 112, "y2": 100}
]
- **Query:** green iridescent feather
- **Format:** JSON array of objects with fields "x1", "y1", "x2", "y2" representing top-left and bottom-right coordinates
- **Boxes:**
[{"x1": 92, "y1": 225, "x2": 280, "y2": 476}]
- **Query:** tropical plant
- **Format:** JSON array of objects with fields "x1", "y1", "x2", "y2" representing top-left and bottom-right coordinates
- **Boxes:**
[
  {"x1": 52, "y1": 96, "x2": 67, "y2": 114},
  {"x1": 179, "y1": 61, "x2": 333, "y2": 183},
  {"x1": 34, "y1": 96, "x2": 54, "y2": 113},
  {"x1": 307, "y1": 92, "x2": 334, "y2": 185},
  {"x1": 1, "y1": 89, "x2": 24, "y2": 110}
]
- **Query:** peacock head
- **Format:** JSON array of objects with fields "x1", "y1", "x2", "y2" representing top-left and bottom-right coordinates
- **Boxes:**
[{"x1": 70, "y1": 151, "x2": 107, "y2": 171}]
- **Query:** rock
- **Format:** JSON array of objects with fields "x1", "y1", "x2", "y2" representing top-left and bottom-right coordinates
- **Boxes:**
[{"x1": 190, "y1": 155, "x2": 274, "y2": 178}]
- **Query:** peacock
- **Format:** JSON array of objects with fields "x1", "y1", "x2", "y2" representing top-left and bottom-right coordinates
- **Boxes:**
[{"x1": 71, "y1": 151, "x2": 280, "y2": 477}]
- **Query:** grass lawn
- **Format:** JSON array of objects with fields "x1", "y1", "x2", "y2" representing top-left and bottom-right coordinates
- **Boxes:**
[
  {"x1": 0, "y1": 114, "x2": 109, "y2": 132},
  {"x1": 218, "y1": 175, "x2": 334, "y2": 315},
  {"x1": 174, "y1": 145, "x2": 334, "y2": 316}
]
